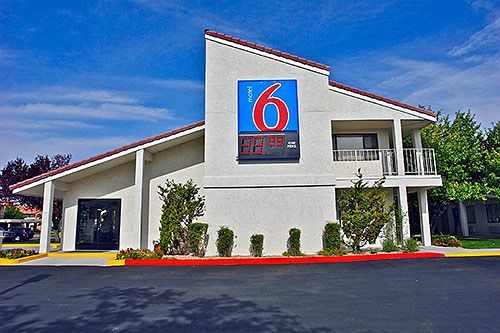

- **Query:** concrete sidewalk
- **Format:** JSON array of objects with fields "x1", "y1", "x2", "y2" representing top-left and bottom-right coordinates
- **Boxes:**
[
  {"x1": 18, "y1": 252, "x2": 115, "y2": 266},
  {"x1": 420, "y1": 245, "x2": 500, "y2": 257}
]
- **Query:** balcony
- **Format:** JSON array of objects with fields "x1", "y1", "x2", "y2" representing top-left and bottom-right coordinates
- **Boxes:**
[{"x1": 332, "y1": 148, "x2": 437, "y2": 177}]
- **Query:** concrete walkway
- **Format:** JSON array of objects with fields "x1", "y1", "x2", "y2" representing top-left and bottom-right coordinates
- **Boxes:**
[
  {"x1": 420, "y1": 245, "x2": 500, "y2": 253},
  {"x1": 19, "y1": 252, "x2": 115, "y2": 266}
]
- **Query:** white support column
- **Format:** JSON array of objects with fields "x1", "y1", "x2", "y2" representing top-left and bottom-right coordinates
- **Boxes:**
[
  {"x1": 40, "y1": 181, "x2": 55, "y2": 253},
  {"x1": 398, "y1": 185, "x2": 411, "y2": 240},
  {"x1": 417, "y1": 188, "x2": 432, "y2": 246},
  {"x1": 459, "y1": 201, "x2": 469, "y2": 237},
  {"x1": 393, "y1": 119, "x2": 405, "y2": 176},
  {"x1": 131, "y1": 149, "x2": 146, "y2": 249}
]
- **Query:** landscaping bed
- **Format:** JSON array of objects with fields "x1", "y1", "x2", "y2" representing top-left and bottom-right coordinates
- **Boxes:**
[
  {"x1": 0, "y1": 248, "x2": 47, "y2": 264},
  {"x1": 113, "y1": 252, "x2": 444, "y2": 266}
]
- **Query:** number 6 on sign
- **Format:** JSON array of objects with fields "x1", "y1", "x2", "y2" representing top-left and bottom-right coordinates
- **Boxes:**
[{"x1": 252, "y1": 83, "x2": 289, "y2": 132}]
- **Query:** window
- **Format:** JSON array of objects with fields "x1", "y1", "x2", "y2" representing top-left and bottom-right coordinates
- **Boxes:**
[
  {"x1": 486, "y1": 203, "x2": 500, "y2": 223},
  {"x1": 466, "y1": 206, "x2": 476, "y2": 224},
  {"x1": 334, "y1": 134, "x2": 378, "y2": 150},
  {"x1": 333, "y1": 134, "x2": 379, "y2": 161}
]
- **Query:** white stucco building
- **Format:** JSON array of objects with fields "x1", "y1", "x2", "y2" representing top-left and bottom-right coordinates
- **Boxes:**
[{"x1": 10, "y1": 30, "x2": 442, "y2": 255}]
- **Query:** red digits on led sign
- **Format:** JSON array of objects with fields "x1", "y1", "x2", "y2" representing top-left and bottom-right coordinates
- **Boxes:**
[
  {"x1": 253, "y1": 83, "x2": 289, "y2": 132},
  {"x1": 240, "y1": 136, "x2": 252, "y2": 155},
  {"x1": 253, "y1": 136, "x2": 264, "y2": 155}
]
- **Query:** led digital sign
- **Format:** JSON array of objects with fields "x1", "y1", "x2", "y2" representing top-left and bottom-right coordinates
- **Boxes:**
[{"x1": 237, "y1": 79, "x2": 300, "y2": 160}]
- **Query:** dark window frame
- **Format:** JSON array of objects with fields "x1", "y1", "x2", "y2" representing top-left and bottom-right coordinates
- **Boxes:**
[{"x1": 333, "y1": 133, "x2": 379, "y2": 150}]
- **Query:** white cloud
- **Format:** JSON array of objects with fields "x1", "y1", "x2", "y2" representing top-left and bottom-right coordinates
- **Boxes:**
[
  {"x1": 0, "y1": 87, "x2": 138, "y2": 104},
  {"x1": 0, "y1": 102, "x2": 172, "y2": 121},
  {"x1": 147, "y1": 79, "x2": 204, "y2": 90},
  {"x1": 448, "y1": 16, "x2": 500, "y2": 57},
  {"x1": 0, "y1": 131, "x2": 136, "y2": 166}
]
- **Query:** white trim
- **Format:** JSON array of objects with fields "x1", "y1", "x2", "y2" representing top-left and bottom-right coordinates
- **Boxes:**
[
  {"x1": 13, "y1": 125, "x2": 205, "y2": 194},
  {"x1": 329, "y1": 86, "x2": 436, "y2": 122},
  {"x1": 205, "y1": 35, "x2": 330, "y2": 76}
]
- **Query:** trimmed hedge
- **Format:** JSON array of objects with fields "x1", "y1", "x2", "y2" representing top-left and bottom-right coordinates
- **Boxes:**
[
  {"x1": 188, "y1": 222, "x2": 209, "y2": 256},
  {"x1": 250, "y1": 234, "x2": 264, "y2": 257},
  {"x1": 324, "y1": 222, "x2": 342, "y2": 250},
  {"x1": 216, "y1": 226, "x2": 234, "y2": 257},
  {"x1": 284, "y1": 228, "x2": 303, "y2": 256}
]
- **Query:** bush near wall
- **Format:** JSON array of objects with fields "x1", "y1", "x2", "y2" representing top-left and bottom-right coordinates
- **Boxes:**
[
  {"x1": 116, "y1": 248, "x2": 162, "y2": 260},
  {"x1": 216, "y1": 226, "x2": 234, "y2": 257},
  {"x1": 250, "y1": 234, "x2": 264, "y2": 257},
  {"x1": 319, "y1": 222, "x2": 347, "y2": 256},
  {"x1": 324, "y1": 222, "x2": 342, "y2": 250},
  {"x1": 402, "y1": 238, "x2": 419, "y2": 252},
  {"x1": 432, "y1": 234, "x2": 462, "y2": 247},
  {"x1": 283, "y1": 228, "x2": 303, "y2": 256},
  {"x1": 188, "y1": 223, "x2": 209, "y2": 257}
]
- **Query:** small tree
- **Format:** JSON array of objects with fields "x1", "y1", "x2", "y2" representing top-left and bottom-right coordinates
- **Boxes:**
[
  {"x1": 158, "y1": 179, "x2": 205, "y2": 254},
  {"x1": 338, "y1": 171, "x2": 393, "y2": 252},
  {"x1": 3, "y1": 206, "x2": 25, "y2": 219}
]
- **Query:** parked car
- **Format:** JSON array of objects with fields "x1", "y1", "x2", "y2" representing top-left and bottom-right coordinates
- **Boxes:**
[
  {"x1": 7, "y1": 226, "x2": 34, "y2": 242},
  {"x1": 0, "y1": 227, "x2": 15, "y2": 240}
]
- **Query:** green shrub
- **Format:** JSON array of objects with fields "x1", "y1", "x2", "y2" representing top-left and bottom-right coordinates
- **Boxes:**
[
  {"x1": 382, "y1": 237, "x2": 399, "y2": 252},
  {"x1": 402, "y1": 238, "x2": 419, "y2": 253},
  {"x1": 318, "y1": 248, "x2": 348, "y2": 256},
  {"x1": 216, "y1": 226, "x2": 234, "y2": 257},
  {"x1": 324, "y1": 222, "x2": 342, "y2": 251},
  {"x1": 250, "y1": 234, "x2": 264, "y2": 257},
  {"x1": 0, "y1": 249, "x2": 37, "y2": 259},
  {"x1": 158, "y1": 179, "x2": 205, "y2": 255},
  {"x1": 188, "y1": 222, "x2": 208, "y2": 256},
  {"x1": 116, "y1": 248, "x2": 162, "y2": 260},
  {"x1": 432, "y1": 234, "x2": 462, "y2": 247},
  {"x1": 338, "y1": 172, "x2": 393, "y2": 251},
  {"x1": 283, "y1": 228, "x2": 303, "y2": 256}
]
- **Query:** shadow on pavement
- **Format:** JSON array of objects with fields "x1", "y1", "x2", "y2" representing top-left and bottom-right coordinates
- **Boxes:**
[{"x1": 0, "y1": 286, "x2": 331, "y2": 333}]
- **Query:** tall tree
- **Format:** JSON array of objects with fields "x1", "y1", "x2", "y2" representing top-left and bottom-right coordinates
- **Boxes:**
[
  {"x1": 420, "y1": 110, "x2": 497, "y2": 228},
  {"x1": 484, "y1": 121, "x2": 500, "y2": 199}
]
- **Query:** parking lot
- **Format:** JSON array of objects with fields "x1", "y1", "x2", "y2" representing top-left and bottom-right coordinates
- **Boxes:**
[{"x1": 1, "y1": 257, "x2": 499, "y2": 332}]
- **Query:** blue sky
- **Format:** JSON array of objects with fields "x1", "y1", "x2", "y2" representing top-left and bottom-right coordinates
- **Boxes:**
[{"x1": 0, "y1": 0, "x2": 498, "y2": 166}]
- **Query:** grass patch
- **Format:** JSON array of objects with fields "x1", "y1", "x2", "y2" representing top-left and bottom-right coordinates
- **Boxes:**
[{"x1": 460, "y1": 239, "x2": 500, "y2": 249}]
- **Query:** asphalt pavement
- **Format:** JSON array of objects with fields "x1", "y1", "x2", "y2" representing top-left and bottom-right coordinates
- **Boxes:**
[{"x1": 0, "y1": 257, "x2": 499, "y2": 332}]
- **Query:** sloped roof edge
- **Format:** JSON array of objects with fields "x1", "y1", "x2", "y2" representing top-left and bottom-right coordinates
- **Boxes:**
[
  {"x1": 10, "y1": 120, "x2": 205, "y2": 192},
  {"x1": 329, "y1": 81, "x2": 436, "y2": 118},
  {"x1": 205, "y1": 29, "x2": 330, "y2": 72}
]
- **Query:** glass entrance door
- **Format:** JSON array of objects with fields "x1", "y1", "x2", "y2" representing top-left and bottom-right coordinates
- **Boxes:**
[{"x1": 76, "y1": 199, "x2": 121, "y2": 250}]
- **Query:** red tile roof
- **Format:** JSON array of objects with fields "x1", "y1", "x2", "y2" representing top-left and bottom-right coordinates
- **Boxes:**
[
  {"x1": 9, "y1": 120, "x2": 205, "y2": 191},
  {"x1": 205, "y1": 30, "x2": 330, "y2": 72},
  {"x1": 329, "y1": 81, "x2": 436, "y2": 117}
]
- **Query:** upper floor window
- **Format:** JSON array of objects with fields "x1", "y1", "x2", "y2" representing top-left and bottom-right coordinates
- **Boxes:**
[{"x1": 333, "y1": 134, "x2": 378, "y2": 150}]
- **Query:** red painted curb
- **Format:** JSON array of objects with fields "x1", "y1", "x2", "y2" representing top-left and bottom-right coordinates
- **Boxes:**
[{"x1": 124, "y1": 252, "x2": 445, "y2": 266}]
